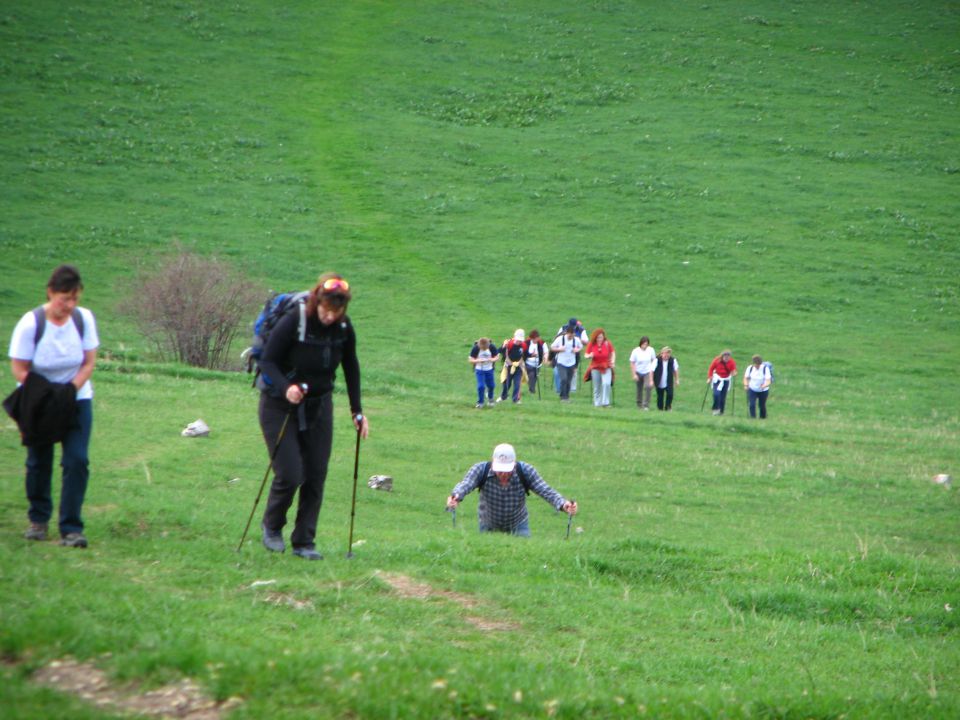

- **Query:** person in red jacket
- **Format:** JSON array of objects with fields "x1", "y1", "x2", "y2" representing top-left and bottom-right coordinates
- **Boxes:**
[
  {"x1": 706, "y1": 349, "x2": 737, "y2": 416},
  {"x1": 584, "y1": 328, "x2": 615, "y2": 407}
]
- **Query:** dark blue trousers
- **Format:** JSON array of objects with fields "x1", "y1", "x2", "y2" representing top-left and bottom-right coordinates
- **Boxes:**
[{"x1": 26, "y1": 399, "x2": 92, "y2": 536}]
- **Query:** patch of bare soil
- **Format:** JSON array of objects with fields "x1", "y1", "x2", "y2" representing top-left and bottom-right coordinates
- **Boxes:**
[
  {"x1": 31, "y1": 658, "x2": 242, "y2": 719},
  {"x1": 377, "y1": 571, "x2": 521, "y2": 632}
]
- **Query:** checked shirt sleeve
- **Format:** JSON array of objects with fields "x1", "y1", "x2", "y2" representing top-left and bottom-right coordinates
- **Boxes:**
[
  {"x1": 451, "y1": 462, "x2": 487, "y2": 501},
  {"x1": 520, "y1": 463, "x2": 566, "y2": 511}
]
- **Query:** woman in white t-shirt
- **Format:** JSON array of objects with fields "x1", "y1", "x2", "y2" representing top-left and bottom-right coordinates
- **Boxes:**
[
  {"x1": 743, "y1": 354, "x2": 772, "y2": 419},
  {"x1": 628, "y1": 335, "x2": 657, "y2": 410},
  {"x1": 8, "y1": 265, "x2": 99, "y2": 548}
]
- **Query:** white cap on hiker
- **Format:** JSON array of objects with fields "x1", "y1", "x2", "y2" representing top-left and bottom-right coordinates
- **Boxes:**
[
  {"x1": 514, "y1": 329, "x2": 525, "y2": 342},
  {"x1": 491, "y1": 443, "x2": 517, "y2": 473}
]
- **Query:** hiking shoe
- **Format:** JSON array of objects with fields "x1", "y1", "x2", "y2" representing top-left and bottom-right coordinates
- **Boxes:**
[
  {"x1": 261, "y1": 524, "x2": 285, "y2": 553},
  {"x1": 60, "y1": 532, "x2": 88, "y2": 548},
  {"x1": 475, "y1": 402, "x2": 483, "y2": 409},
  {"x1": 495, "y1": 397, "x2": 503, "y2": 404},
  {"x1": 293, "y1": 547, "x2": 323, "y2": 561},
  {"x1": 24, "y1": 522, "x2": 48, "y2": 541}
]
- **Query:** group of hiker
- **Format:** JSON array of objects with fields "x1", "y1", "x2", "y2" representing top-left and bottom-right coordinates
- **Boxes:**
[
  {"x1": 470, "y1": 319, "x2": 773, "y2": 418},
  {"x1": 7, "y1": 267, "x2": 773, "y2": 550}
]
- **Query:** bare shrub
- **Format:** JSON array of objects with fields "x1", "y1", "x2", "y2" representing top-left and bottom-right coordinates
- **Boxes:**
[{"x1": 122, "y1": 248, "x2": 263, "y2": 370}]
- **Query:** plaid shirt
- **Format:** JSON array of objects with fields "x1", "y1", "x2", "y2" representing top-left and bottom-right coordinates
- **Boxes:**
[{"x1": 451, "y1": 461, "x2": 566, "y2": 532}]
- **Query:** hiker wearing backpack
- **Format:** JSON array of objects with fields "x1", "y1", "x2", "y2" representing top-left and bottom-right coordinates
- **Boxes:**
[
  {"x1": 6, "y1": 265, "x2": 100, "y2": 549},
  {"x1": 706, "y1": 349, "x2": 737, "y2": 416},
  {"x1": 550, "y1": 324, "x2": 583, "y2": 402},
  {"x1": 523, "y1": 329, "x2": 548, "y2": 396},
  {"x1": 468, "y1": 337, "x2": 499, "y2": 408},
  {"x1": 255, "y1": 273, "x2": 369, "y2": 561},
  {"x1": 445, "y1": 443, "x2": 578, "y2": 536},
  {"x1": 497, "y1": 330, "x2": 527, "y2": 404},
  {"x1": 743, "y1": 354, "x2": 772, "y2": 419}
]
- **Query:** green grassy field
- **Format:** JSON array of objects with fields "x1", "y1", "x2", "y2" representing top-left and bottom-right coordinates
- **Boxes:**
[{"x1": 1, "y1": 1, "x2": 958, "y2": 718}]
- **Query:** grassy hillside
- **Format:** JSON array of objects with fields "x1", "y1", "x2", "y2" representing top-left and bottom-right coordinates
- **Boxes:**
[{"x1": 1, "y1": 1, "x2": 958, "y2": 718}]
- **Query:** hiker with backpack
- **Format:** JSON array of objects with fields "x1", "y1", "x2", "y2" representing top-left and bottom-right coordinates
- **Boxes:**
[
  {"x1": 523, "y1": 329, "x2": 548, "y2": 397},
  {"x1": 550, "y1": 324, "x2": 583, "y2": 402},
  {"x1": 497, "y1": 329, "x2": 527, "y2": 404},
  {"x1": 468, "y1": 337, "x2": 499, "y2": 408},
  {"x1": 743, "y1": 354, "x2": 772, "y2": 419},
  {"x1": 706, "y1": 349, "x2": 737, "y2": 416},
  {"x1": 445, "y1": 443, "x2": 578, "y2": 536},
  {"x1": 6, "y1": 265, "x2": 100, "y2": 548},
  {"x1": 254, "y1": 273, "x2": 369, "y2": 561}
]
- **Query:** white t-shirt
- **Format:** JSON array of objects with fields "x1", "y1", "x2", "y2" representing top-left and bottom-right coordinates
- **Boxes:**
[
  {"x1": 629, "y1": 345, "x2": 657, "y2": 375},
  {"x1": 745, "y1": 364, "x2": 771, "y2": 392},
  {"x1": 472, "y1": 347, "x2": 496, "y2": 371},
  {"x1": 9, "y1": 307, "x2": 100, "y2": 400},
  {"x1": 550, "y1": 336, "x2": 582, "y2": 367}
]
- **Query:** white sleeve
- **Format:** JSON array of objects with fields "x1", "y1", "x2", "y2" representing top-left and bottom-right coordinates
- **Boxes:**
[
  {"x1": 8, "y1": 311, "x2": 37, "y2": 361},
  {"x1": 78, "y1": 307, "x2": 100, "y2": 351}
]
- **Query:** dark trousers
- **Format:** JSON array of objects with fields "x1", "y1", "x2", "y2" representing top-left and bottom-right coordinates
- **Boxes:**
[
  {"x1": 526, "y1": 365, "x2": 539, "y2": 394},
  {"x1": 25, "y1": 399, "x2": 92, "y2": 536},
  {"x1": 500, "y1": 365, "x2": 522, "y2": 401},
  {"x1": 748, "y1": 389, "x2": 769, "y2": 419},
  {"x1": 712, "y1": 380, "x2": 730, "y2": 413},
  {"x1": 656, "y1": 386, "x2": 674, "y2": 410},
  {"x1": 558, "y1": 364, "x2": 575, "y2": 399},
  {"x1": 260, "y1": 392, "x2": 334, "y2": 549}
]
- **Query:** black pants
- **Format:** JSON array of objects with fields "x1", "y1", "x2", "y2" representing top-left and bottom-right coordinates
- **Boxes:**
[
  {"x1": 259, "y1": 392, "x2": 333, "y2": 549},
  {"x1": 656, "y1": 385, "x2": 674, "y2": 410}
]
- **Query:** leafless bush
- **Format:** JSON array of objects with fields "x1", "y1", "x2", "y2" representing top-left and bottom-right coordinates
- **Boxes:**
[{"x1": 122, "y1": 248, "x2": 263, "y2": 370}]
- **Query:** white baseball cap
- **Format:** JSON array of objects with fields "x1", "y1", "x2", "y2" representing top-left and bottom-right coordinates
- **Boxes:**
[
  {"x1": 514, "y1": 329, "x2": 525, "y2": 342},
  {"x1": 491, "y1": 443, "x2": 517, "y2": 473}
]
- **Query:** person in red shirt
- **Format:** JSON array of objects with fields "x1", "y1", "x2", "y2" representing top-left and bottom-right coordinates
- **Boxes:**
[
  {"x1": 584, "y1": 328, "x2": 616, "y2": 407},
  {"x1": 706, "y1": 349, "x2": 737, "y2": 415}
]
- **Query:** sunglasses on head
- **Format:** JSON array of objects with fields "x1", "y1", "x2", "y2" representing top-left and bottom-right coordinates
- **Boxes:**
[{"x1": 322, "y1": 278, "x2": 349, "y2": 293}]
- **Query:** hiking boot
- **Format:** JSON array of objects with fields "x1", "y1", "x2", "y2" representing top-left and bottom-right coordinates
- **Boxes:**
[
  {"x1": 24, "y1": 522, "x2": 48, "y2": 541},
  {"x1": 261, "y1": 524, "x2": 285, "y2": 553},
  {"x1": 292, "y1": 547, "x2": 323, "y2": 561},
  {"x1": 60, "y1": 532, "x2": 88, "y2": 548},
  {"x1": 475, "y1": 402, "x2": 484, "y2": 409}
]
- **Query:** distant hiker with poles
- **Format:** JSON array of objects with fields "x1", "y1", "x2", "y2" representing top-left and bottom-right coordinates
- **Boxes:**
[
  {"x1": 497, "y1": 329, "x2": 527, "y2": 404},
  {"x1": 523, "y1": 329, "x2": 548, "y2": 399},
  {"x1": 550, "y1": 324, "x2": 583, "y2": 402},
  {"x1": 6, "y1": 265, "x2": 99, "y2": 548},
  {"x1": 653, "y1": 346, "x2": 680, "y2": 411},
  {"x1": 629, "y1": 335, "x2": 656, "y2": 411},
  {"x1": 469, "y1": 337, "x2": 499, "y2": 408},
  {"x1": 706, "y1": 349, "x2": 737, "y2": 416},
  {"x1": 584, "y1": 328, "x2": 616, "y2": 407},
  {"x1": 446, "y1": 443, "x2": 578, "y2": 537},
  {"x1": 255, "y1": 273, "x2": 369, "y2": 561},
  {"x1": 743, "y1": 354, "x2": 772, "y2": 419}
]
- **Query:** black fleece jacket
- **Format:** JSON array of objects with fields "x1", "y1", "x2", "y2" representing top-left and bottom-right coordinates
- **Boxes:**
[{"x1": 258, "y1": 308, "x2": 362, "y2": 415}]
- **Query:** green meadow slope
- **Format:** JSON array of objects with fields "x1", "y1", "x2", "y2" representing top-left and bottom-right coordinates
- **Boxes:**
[{"x1": 1, "y1": 2, "x2": 958, "y2": 718}]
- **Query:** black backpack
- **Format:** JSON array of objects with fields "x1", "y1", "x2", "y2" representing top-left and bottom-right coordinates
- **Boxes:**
[{"x1": 477, "y1": 461, "x2": 532, "y2": 495}]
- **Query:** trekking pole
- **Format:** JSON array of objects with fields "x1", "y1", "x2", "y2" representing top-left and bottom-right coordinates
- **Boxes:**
[
  {"x1": 237, "y1": 384, "x2": 307, "y2": 552},
  {"x1": 565, "y1": 502, "x2": 575, "y2": 540},
  {"x1": 537, "y1": 368, "x2": 542, "y2": 400},
  {"x1": 346, "y1": 414, "x2": 364, "y2": 559},
  {"x1": 731, "y1": 382, "x2": 736, "y2": 417},
  {"x1": 447, "y1": 506, "x2": 457, "y2": 528},
  {"x1": 701, "y1": 383, "x2": 710, "y2": 412}
]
